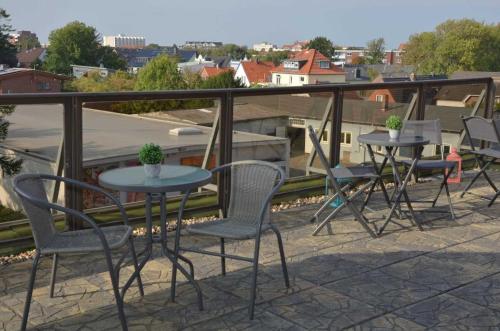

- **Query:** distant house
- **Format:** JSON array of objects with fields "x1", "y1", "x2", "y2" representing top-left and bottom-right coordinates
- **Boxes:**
[
  {"x1": 384, "y1": 43, "x2": 406, "y2": 65},
  {"x1": 368, "y1": 73, "x2": 446, "y2": 105},
  {"x1": 333, "y1": 47, "x2": 366, "y2": 66},
  {"x1": 116, "y1": 46, "x2": 198, "y2": 73},
  {"x1": 281, "y1": 40, "x2": 309, "y2": 52},
  {"x1": 253, "y1": 42, "x2": 277, "y2": 52},
  {"x1": 0, "y1": 68, "x2": 69, "y2": 94},
  {"x1": 181, "y1": 41, "x2": 223, "y2": 49},
  {"x1": 200, "y1": 66, "x2": 234, "y2": 80},
  {"x1": 234, "y1": 60, "x2": 276, "y2": 87},
  {"x1": 435, "y1": 71, "x2": 500, "y2": 107},
  {"x1": 271, "y1": 49, "x2": 345, "y2": 86},
  {"x1": 71, "y1": 65, "x2": 116, "y2": 79},
  {"x1": 16, "y1": 47, "x2": 46, "y2": 68}
]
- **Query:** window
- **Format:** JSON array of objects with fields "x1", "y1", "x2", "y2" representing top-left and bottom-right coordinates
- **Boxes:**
[
  {"x1": 300, "y1": 76, "x2": 305, "y2": 82},
  {"x1": 340, "y1": 132, "x2": 352, "y2": 146},
  {"x1": 375, "y1": 95, "x2": 384, "y2": 102},
  {"x1": 36, "y1": 82, "x2": 50, "y2": 90},
  {"x1": 435, "y1": 144, "x2": 451, "y2": 156},
  {"x1": 319, "y1": 61, "x2": 330, "y2": 69},
  {"x1": 276, "y1": 75, "x2": 281, "y2": 85},
  {"x1": 355, "y1": 68, "x2": 361, "y2": 79},
  {"x1": 314, "y1": 129, "x2": 328, "y2": 142},
  {"x1": 289, "y1": 118, "x2": 305, "y2": 127},
  {"x1": 289, "y1": 76, "x2": 293, "y2": 84}
]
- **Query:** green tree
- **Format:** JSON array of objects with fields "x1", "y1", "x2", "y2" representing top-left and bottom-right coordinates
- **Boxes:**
[
  {"x1": 256, "y1": 50, "x2": 290, "y2": 66},
  {"x1": 135, "y1": 54, "x2": 186, "y2": 90},
  {"x1": 306, "y1": 37, "x2": 335, "y2": 58},
  {"x1": 0, "y1": 9, "x2": 17, "y2": 67},
  {"x1": 44, "y1": 21, "x2": 101, "y2": 74},
  {"x1": 200, "y1": 71, "x2": 244, "y2": 89},
  {"x1": 0, "y1": 105, "x2": 22, "y2": 175},
  {"x1": 201, "y1": 44, "x2": 250, "y2": 60},
  {"x1": 98, "y1": 46, "x2": 127, "y2": 70},
  {"x1": 16, "y1": 32, "x2": 40, "y2": 51},
  {"x1": 403, "y1": 19, "x2": 500, "y2": 74},
  {"x1": 365, "y1": 38, "x2": 385, "y2": 64}
]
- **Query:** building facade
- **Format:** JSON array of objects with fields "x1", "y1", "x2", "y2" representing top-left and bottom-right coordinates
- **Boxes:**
[
  {"x1": 103, "y1": 34, "x2": 146, "y2": 49},
  {"x1": 0, "y1": 68, "x2": 68, "y2": 94}
]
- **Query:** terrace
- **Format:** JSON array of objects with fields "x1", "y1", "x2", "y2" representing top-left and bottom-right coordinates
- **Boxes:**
[{"x1": 0, "y1": 78, "x2": 499, "y2": 329}]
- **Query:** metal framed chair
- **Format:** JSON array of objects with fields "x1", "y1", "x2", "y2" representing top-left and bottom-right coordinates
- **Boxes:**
[
  {"x1": 400, "y1": 119, "x2": 457, "y2": 219},
  {"x1": 171, "y1": 160, "x2": 289, "y2": 320},
  {"x1": 460, "y1": 116, "x2": 500, "y2": 206},
  {"x1": 307, "y1": 126, "x2": 378, "y2": 238},
  {"x1": 13, "y1": 174, "x2": 144, "y2": 331}
]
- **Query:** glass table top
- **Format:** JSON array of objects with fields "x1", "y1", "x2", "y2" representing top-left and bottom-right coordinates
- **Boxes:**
[{"x1": 99, "y1": 165, "x2": 212, "y2": 193}]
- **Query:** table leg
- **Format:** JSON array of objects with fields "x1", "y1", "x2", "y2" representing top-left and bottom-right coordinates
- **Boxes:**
[
  {"x1": 166, "y1": 191, "x2": 203, "y2": 310},
  {"x1": 361, "y1": 144, "x2": 394, "y2": 213},
  {"x1": 378, "y1": 147, "x2": 423, "y2": 234}
]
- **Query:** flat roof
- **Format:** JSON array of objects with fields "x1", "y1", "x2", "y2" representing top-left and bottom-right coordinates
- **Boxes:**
[{"x1": 3, "y1": 105, "x2": 286, "y2": 165}]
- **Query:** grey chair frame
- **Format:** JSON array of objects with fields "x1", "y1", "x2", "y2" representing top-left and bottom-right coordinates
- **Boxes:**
[
  {"x1": 170, "y1": 160, "x2": 289, "y2": 320},
  {"x1": 13, "y1": 174, "x2": 144, "y2": 331},
  {"x1": 307, "y1": 126, "x2": 378, "y2": 238},
  {"x1": 400, "y1": 119, "x2": 457, "y2": 220},
  {"x1": 460, "y1": 116, "x2": 500, "y2": 206}
]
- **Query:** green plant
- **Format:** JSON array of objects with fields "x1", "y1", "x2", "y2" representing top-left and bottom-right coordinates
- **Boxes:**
[
  {"x1": 138, "y1": 143, "x2": 164, "y2": 165},
  {"x1": 386, "y1": 115, "x2": 403, "y2": 130}
]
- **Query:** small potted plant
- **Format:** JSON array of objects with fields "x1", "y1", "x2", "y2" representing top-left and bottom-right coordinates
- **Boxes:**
[
  {"x1": 386, "y1": 115, "x2": 403, "y2": 140},
  {"x1": 139, "y1": 143, "x2": 164, "y2": 178}
]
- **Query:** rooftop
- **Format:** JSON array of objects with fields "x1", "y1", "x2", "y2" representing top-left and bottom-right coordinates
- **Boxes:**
[
  {"x1": 272, "y1": 49, "x2": 344, "y2": 75},
  {"x1": 2, "y1": 173, "x2": 500, "y2": 329}
]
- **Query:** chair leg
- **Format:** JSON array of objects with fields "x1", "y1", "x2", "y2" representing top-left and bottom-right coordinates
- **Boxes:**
[
  {"x1": 21, "y1": 251, "x2": 40, "y2": 331},
  {"x1": 104, "y1": 251, "x2": 128, "y2": 331},
  {"x1": 271, "y1": 226, "x2": 289, "y2": 288},
  {"x1": 248, "y1": 237, "x2": 261, "y2": 320},
  {"x1": 488, "y1": 190, "x2": 500, "y2": 207},
  {"x1": 128, "y1": 238, "x2": 144, "y2": 297},
  {"x1": 220, "y1": 238, "x2": 226, "y2": 276},
  {"x1": 49, "y1": 253, "x2": 58, "y2": 298},
  {"x1": 444, "y1": 181, "x2": 456, "y2": 220}
]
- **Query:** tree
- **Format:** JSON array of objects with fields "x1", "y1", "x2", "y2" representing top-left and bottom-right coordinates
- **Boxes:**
[
  {"x1": 44, "y1": 21, "x2": 101, "y2": 74},
  {"x1": 98, "y1": 46, "x2": 127, "y2": 70},
  {"x1": 200, "y1": 71, "x2": 244, "y2": 89},
  {"x1": 306, "y1": 37, "x2": 335, "y2": 58},
  {"x1": 0, "y1": 105, "x2": 22, "y2": 175},
  {"x1": 365, "y1": 38, "x2": 385, "y2": 64},
  {"x1": 16, "y1": 32, "x2": 40, "y2": 51},
  {"x1": 403, "y1": 19, "x2": 500, "y2": 74},
  {"x1": 0, "y1": 9, "x2": 17, "y2": 67},
  {"x1": 256, "y1": 50, "x2": 290, "y2": 66},
  {"x1": 201, "y1": 44, "x2": 250, "y2": 60},
  {"x1": 135, "y1": 54, "x2": 186, "y2": 91}
]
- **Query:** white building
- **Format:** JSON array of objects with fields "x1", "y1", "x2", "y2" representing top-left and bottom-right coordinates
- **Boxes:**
[
  {"x1": 103, "y1": 34, "x2": 146, "y2": 49},
  {"x1": 252, "y1": 42, "x2": 277, "y2": 52}
]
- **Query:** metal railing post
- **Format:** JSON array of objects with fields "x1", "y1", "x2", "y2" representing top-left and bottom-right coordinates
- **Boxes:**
[
  {"x1": 331, "y1": 88, "x2": 343, "y2": 167},
  {"x1": 485, "y1": 78, "x2": 496, "y2": 119},
  {"x1": 218, "y1": 93, "x2": 233, "y2": 217},
  {"x1": 416, "y1": 84, "x2": 426, "y2": 120},
  {"x1": 63, "y1": 97, "x2": 84, "y2": 230}
]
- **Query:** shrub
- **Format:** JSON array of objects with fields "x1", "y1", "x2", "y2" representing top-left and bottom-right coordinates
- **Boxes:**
[
  {"x1": 386, "y1": 115, "x2": 403, "y2": 130},
  {"x1": 138, "y1": 143, "x2": 164, "y2": 165}
]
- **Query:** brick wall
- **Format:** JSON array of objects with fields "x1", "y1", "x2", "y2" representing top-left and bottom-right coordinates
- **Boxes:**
[{"x1": 0, "y1": 72, "x2": 64, "y2": 93}]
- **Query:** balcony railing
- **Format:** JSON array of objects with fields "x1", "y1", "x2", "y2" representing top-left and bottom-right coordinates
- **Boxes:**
[{"x1": 0, "y1": 77, "x2": 496, "y2": 232}]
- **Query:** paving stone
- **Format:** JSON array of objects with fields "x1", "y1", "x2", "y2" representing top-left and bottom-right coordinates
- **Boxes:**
[
  {"x1": 346, "y1": 313, "x2": 426, "y2": 331},
  {"x1": 449, "y1": 273, "x2": 500, "y2": 311}
]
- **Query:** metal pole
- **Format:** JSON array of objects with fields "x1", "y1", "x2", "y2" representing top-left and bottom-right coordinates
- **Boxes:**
[
  {"x1": 331, "y1": 89, "x2": 343, "y2": 167},
  {"x1": 485, "y1": 78, "x2": 496, "y2": 119},
  {"x1": 63, "y1": 97, "x2": 84, "y2": 230},
  {"x1": 217, "y1": 93, "x2": 233, "y2": 217}
]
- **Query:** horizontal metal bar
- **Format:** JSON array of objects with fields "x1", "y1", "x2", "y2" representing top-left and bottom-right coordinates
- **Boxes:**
[
  {"x1": 0, "y1": 78, "x2": 492, "y2": 105},
  {"x1": 179, "y1": 247, "x2": 254, "y2": 262}
]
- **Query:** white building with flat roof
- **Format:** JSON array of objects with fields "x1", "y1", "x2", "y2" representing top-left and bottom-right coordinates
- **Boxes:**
[{"x1": 103, "y1": 34, "x2": 146, "y2": 49}]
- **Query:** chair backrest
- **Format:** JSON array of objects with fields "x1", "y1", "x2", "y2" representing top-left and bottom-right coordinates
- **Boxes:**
[
  {"x1": 226, "y1": 161, "x2": 284, "y2": 226},
  {"x1": 13, "y1": 174, "x2": 57, "y2": 249},
  {"x1": 307, "y1": 126, "x2": 344, "y2": 193},
  {"x1": 403, "y1": 119, "x2": 444, "y2": 159},
  {"x1": 462, "y1": 116, "x2": 500, "y2": 145}
]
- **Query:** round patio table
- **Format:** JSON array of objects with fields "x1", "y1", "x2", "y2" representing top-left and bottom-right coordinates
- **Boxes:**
[
  {"x1": 358, "y1": 133, "x2": 429, "y2": 234},
  {"x1": 99, "y1": 165, "x2": 212, "y2": 309}
]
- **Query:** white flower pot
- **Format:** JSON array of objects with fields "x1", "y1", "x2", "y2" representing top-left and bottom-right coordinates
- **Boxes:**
[
  {"x1": 144, "y1": 164, "x2": 161, "y2": 178},
  {"x1": 388, "y1": 129, "x2": 400, "y2": 140}
]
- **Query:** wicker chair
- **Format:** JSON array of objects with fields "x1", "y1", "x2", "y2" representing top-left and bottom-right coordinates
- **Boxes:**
[
  {"x1": 13, "y1": 174, "x2": 144, "y2": 331},
  {"x1": 171, "y1": 160, "x2": 289, "y2": 319}
]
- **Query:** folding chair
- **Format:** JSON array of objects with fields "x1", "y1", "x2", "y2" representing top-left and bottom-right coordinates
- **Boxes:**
[
  {"x1": 307, "y1": 126, "x2": 378, "y2": 238},
  {"x1": 460, "y1": 116, "x2": 500, "y2": 207},
  {"x1": 400, "y1": 120, "x2": 457, "y2": 220}
]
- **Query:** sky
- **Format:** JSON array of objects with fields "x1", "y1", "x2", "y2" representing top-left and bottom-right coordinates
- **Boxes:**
[{"x1": 3, "y1": 0, "x2": 500, "y2": 49}]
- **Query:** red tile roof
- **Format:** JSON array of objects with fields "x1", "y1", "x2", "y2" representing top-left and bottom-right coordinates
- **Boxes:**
[
  {"x1": 272, "y1": 49, "x2": 344, "y2": 75},
  {"x1": 240, "y1": 60, "x2": 276, "y2": 84},
  {"x1": 200, "y1": 66, "x2": 233, "y2": 79},
  {"x1": 16, "y1": 48, "x2": 45, "y2": 68}
]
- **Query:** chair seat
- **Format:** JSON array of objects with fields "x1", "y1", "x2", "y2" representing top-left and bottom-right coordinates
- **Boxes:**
[
  {"x1": 331, "y1": 166, "x2": 378, "y2": 179},
  {"x1": 401, "y1": 159, "x2": 456, "y2": 169},
  {"x1": 40, "y1": 225, "x2": 132, "y2": 254},
  {"x1": 471, "y1": 147, "x2": 500, "y2": 159},
  {"x1": 187, "y1": 218, "x2": 271, "y2": 239}
]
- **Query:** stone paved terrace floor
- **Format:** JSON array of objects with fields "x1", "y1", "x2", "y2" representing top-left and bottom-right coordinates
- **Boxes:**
[{"x1": 3, "y1": 172, "x2": 500, "y2": 330}]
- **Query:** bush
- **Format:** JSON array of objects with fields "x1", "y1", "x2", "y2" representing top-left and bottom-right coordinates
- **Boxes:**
[
  {"x1": 138, "y1": 143, "x2": 164, "y2": 165},
  {"x1": 386, "y1": 115, "x2": 402, "y2": 130}
]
